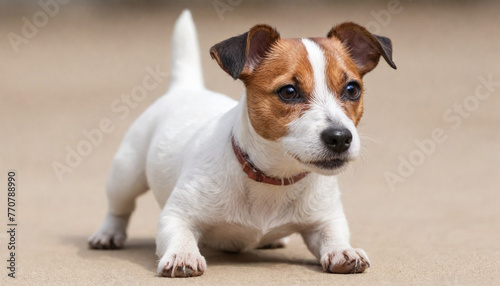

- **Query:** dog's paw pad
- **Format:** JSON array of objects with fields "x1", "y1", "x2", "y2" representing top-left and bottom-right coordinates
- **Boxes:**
[
  {"x1": 321, "y1": 248, "x2": 370, "y2": 274},
  {"x1": 158, "y1": 253, "x2": 206, "y2": 278}
]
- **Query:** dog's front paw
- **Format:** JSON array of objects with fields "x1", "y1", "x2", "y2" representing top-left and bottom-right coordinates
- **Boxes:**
[
  {"x1": 158, "y1": 252, "x2": 207, "y2": 278},
  {"x1": 321, "y1": 248, "x2": 370, "y2": 274}
]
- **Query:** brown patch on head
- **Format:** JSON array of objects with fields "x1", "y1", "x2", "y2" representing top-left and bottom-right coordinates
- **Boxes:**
[
  {"x1": 242, "y1": 36, "x2": 370, "y2": 141},
  {"x1": 310, "y1": 37, "x2": 365, "y2": 126},
  {"x1": 241, "y1": 39, "x2": 315, "y2": 141},
  {"x1": 210, "y1": 22, "x2": 396, "y2": 140}
]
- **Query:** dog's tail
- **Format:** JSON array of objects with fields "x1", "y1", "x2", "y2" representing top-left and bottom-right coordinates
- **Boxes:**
[{"x1": 169, "y1": 10, "x2": 204, "y2": 89}]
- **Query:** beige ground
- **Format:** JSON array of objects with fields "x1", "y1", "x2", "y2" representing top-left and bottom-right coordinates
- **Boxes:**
[{"x1": 1, "y1": 0, "x2": 499, "y2": 285}]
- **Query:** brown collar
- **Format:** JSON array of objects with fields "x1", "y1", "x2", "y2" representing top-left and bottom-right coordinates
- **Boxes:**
[{"x1": 231, "y1": 135, "x2": 309, "y2": 186}]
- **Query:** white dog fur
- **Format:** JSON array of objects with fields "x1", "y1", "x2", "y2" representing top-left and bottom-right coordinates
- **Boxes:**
[{"x1": 88, "y1": 10, "x2": 396, "y2": 277}]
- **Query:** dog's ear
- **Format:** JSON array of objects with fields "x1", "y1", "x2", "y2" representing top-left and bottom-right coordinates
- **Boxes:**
[
  {"x1": 327, "y1": 22, "x2": 397, "y2": 76},
  {"x1": 210, "y1": 25, "x2": 280, "y2": 80}
]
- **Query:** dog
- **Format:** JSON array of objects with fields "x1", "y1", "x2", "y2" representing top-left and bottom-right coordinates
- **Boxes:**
[{"x1": 88, "y1": 10, "x2": 396, "y2": 277}]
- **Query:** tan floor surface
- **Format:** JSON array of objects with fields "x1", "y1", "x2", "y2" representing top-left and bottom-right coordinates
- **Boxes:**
[{"x1": 1, "y1": 0, "x2": 499, "y2": 285}]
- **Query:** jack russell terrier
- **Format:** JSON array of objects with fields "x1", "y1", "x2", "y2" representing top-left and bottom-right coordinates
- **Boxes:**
[{"x1": 89, "y1": 10, "x2": 396, "y2": 277}]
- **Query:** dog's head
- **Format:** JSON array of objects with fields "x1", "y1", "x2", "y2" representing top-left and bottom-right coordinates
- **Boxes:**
[{"x1": 210, "y1": 23, "x2": 396, "y2": 175}]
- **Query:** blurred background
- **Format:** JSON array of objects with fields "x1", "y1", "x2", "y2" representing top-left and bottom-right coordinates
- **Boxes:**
[{"x1": 1, "y1": 0, "x2": 499, "y2": 285}]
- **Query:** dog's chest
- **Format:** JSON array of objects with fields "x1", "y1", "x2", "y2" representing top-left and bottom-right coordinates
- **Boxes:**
[
  {"x1": 200, "y1": 183, "x2": 310, "y2": 252},
  {"x1": 201, "y1": 221, "x2": 298, "y2": 252}
]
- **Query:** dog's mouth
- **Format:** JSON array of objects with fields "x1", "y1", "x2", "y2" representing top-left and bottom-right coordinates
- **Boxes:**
[
  {"x1": 309, "y1": 158, "x2": 347, "y2": 169},
  {"x1": 290, "y1": 153, "x2": 349, "y2": 171}
]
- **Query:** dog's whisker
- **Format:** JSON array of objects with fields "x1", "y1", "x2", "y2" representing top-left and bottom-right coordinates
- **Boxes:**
[{"x1": 359, "y1": 134, "x2": 379, "y2": 144}]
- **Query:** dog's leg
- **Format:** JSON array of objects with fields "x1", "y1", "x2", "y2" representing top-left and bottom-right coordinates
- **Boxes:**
[
  {"x1": 156, "y1": 212, "x2": 206, "y2": 278},
  {"x1": 301, "y1": 215, "x2": 370, "y2": 274},
  {"x1": 88, "y1": 145, "x2": 148, "y2": 249}
]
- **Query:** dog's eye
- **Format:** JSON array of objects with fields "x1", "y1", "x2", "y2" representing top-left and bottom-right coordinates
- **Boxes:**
[
  {"x1": 277, "y1": 85, "x2": 301, "y2": 102},
  {"x1": 343, "y1": 82, "x2": 361, "y2": 100}
]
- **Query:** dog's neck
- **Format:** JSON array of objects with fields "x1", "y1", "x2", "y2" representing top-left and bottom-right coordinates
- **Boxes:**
[{"x1": 232, "y1": 93, "x2": 307, "y2": 180}]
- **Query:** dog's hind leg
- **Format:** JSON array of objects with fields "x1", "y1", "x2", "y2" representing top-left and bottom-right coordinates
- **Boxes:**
[
  {"x1": 257, "y1": 236, "x2": 290, "y2": 249},
  {"x1": 88, "y1": 142, "x2": 149, "y2": 249}
]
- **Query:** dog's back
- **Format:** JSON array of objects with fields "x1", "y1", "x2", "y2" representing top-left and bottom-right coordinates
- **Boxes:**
[
  {"x1": 87, "y1": 10, "x2": 235, "y2": 226},
  {"x1": 115, "y1": 11, "x2": 237, "y2": 206}
]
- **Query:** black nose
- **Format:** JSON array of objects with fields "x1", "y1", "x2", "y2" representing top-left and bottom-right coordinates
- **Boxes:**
[{"x1": 321, "y1": 128, "x2": 352, "y2": 154}]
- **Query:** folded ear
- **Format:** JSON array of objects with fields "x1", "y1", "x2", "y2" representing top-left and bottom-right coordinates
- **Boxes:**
[
  {"x1": 210, "y1": 25, "x2": 280, "y2": 80},
  {"x1": 327, "y1": 22, "x2": 397, "y2": 76}
]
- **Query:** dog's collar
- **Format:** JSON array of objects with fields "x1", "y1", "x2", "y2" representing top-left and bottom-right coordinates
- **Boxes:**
[{"x1": 231, "y1": 135, "x2": 309, "y2": 186}]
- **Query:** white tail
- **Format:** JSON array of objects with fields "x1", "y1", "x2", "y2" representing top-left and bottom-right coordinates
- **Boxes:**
[{"x1": 169, "y1": 10, "x2": 204, "y2": 89}]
